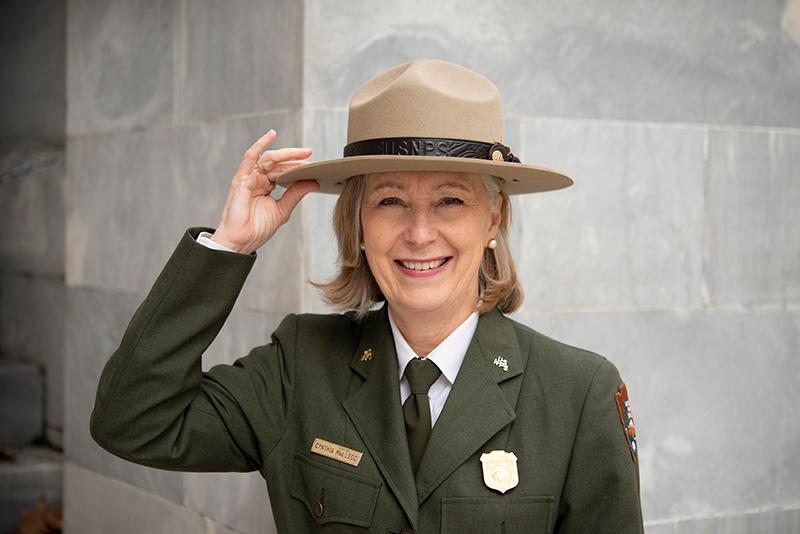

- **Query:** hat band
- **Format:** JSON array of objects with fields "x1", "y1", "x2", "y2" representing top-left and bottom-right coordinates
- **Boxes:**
[{"x1": 343, "y1": 137, "x2": 520, "y2": 163}]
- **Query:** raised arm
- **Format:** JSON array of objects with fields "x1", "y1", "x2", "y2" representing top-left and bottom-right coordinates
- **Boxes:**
[{"x1": 90, "y1": 130, "x2": 319, "y2": 472}]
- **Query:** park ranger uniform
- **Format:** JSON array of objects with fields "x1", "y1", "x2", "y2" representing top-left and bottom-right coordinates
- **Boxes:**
[{"x1": 90, "y1": 226, "x2": 644, "y2": 533}]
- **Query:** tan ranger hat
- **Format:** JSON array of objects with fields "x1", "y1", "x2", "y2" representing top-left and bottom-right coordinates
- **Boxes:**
[{"x1": 278, "y1": 59, "x2": 573, "y2": 195}]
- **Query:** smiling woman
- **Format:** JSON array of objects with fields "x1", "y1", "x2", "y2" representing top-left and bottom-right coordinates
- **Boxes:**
[
  {"x1": 90, "y1": 59, "x2": 644, "y2": 534},
  {"x1": 315, "y1": 171, "x2": 521, "y2": 325}
]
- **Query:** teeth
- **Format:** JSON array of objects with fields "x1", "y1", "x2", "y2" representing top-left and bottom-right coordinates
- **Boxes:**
[{"x1": 401, "y1": 258, "x2": 446, "y2": 271}]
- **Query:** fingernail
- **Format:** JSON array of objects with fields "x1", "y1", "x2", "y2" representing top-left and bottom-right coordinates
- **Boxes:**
[{"x1": 268, "y1": 129, "x2": 276, "y2": 134}]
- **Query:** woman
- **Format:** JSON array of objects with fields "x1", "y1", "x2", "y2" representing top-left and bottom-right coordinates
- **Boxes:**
[{"x1": 91, "y1": 59, "x2": 643, "y2": 533}]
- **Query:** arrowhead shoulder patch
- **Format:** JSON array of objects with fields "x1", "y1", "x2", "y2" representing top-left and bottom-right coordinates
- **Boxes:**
[{"x1": 615, "y1": 383, "x2": 638, "y2": 463}]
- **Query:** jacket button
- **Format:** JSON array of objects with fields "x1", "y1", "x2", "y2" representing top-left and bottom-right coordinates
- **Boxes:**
[
  {"x1": 400, "y1": 529, "x2": 414, "y2": 534},
  {"x1": 313, "y1": 500, "x2": 324, "y2": 518}
]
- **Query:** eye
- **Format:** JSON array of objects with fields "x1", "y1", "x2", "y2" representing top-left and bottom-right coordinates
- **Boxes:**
[
  {"x1": 439, "y1": 196, "x2": 465, "y2": 206},
  {"x1": 378, "y1": 197, "x2": 403, "y2": 206}
]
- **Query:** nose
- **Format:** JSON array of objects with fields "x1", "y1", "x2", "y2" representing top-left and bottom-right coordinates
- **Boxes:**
[{"x1": 403, "y1": 206, "x2": 437, "y2": 247}]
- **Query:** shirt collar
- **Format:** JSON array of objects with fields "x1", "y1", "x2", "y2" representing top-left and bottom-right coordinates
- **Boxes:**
[{"x1": 388, "y1": 307, "x2": 479, "y2": 385}]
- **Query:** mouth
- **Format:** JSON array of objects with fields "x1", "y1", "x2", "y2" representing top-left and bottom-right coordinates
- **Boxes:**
[{"x1": 395, "y1": 257, "x2": 452, "y2": 275}]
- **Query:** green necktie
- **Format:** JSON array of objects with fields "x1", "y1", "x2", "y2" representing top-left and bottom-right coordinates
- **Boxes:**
[{"x1": 403, "y1": 357, "x2": 442, "y2": 474}]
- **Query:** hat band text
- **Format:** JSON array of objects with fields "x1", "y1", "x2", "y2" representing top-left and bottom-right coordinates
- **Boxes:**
[{"x1": 343, "y1": 137, "x2": 520, "y2": 163}]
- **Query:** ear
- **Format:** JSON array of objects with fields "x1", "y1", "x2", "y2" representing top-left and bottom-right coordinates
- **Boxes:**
[{"x1": 487, "y1": 193, "x2": 503, "y2": 238}]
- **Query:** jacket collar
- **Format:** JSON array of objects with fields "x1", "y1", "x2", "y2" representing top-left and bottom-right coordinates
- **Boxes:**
[{"x1": 342, "y1": 304, "x2": 526, "y2": 524}]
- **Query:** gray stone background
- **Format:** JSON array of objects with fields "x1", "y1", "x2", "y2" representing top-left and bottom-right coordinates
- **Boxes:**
[{"x1": 2, "y1": 0, "x2": 799, "y2": 532}]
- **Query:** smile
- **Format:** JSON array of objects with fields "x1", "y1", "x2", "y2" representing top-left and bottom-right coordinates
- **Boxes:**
[{"x1": 396, "y1": 257, "x2": 451, "y2": 271}]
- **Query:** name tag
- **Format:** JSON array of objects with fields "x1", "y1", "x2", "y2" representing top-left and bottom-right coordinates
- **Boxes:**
[{"x1": 310, "y1": 438, "x2": 363, "y2": 467}]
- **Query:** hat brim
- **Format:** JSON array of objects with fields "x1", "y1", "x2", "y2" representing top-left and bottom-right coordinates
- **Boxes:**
[{"x1": 277, "y1": 155, "x2": 573, "y2": 195}]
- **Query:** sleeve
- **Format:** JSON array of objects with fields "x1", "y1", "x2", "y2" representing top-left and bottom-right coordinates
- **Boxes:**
[
  {"x1": 89, "y1": 226, "x2": 298, "y2": 473},
  {"x1": 555, "y1": 359, "x2": 644, "y2": 534}
]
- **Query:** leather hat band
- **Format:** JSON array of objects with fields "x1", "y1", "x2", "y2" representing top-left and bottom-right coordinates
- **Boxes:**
[{"x1": 343, "y1": 137, "x2": 521, "y2": 163}]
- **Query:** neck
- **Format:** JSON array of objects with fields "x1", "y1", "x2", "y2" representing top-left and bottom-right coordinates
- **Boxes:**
[{"x1": 388, "y1": 300, "x2": 477, "y2": 356}]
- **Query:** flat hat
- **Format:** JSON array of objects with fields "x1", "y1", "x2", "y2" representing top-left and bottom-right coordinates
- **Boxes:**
[{"x1": 278, "y1": 59, "x2": 573, "y2": 195}]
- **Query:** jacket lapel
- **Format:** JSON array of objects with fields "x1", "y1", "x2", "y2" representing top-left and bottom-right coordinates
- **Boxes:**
[
  {"x1": 414, "y1": 308, "x2": 526, "y2": 504},
  {"x1": 342, "y1": 305, "x2": 419, "y2": 528}
]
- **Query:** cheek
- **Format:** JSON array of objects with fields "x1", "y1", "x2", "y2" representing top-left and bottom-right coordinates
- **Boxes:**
[
  {"x1": 360, "y1": 211, "x2": 380, "y2": 245},
  {"x1": 362, "y1": 209, "x2": 405, "y2": 246},
  {"x1": 361, "y1": 217, "x2": 395, "y2": 266},
  {"x1": 455, "y1": 217, "x2": 492, "y2": 253}
]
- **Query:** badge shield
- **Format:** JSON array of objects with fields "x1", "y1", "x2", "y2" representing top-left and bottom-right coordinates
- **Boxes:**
[{"x1": 480, "y1": 450, "x2": 519, "y2": 493}]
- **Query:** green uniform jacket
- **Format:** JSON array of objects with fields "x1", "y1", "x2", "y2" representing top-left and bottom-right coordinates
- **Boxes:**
[{"x1": 90, "y1": 226, "x2": 644, "y2": 534}]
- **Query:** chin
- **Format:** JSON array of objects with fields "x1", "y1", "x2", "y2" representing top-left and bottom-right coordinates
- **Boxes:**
[{"x1": 390, "y1": 292, "x2": 455, "y2": 315}]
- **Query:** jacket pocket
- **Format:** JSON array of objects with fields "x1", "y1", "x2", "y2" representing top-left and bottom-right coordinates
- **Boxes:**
[
  {"x1": 290, "y1": 453, "x2": 382, "y2": 528},
  {"x1": 441, "y1": 496, "x2": 553, "y2": 533}
]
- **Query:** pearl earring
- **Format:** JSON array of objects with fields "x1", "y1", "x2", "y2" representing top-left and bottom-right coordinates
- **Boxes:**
[
  {"x1": 487, "y1": 238, "x2": 498, "y2": 250},
  {"x1": 359, "y1": 243, "x2": 365, "y2": 251}
]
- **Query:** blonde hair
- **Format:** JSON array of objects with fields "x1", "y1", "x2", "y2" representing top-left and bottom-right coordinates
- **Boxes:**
[{"x1": 312, "y1": 173, "x2": 523, "y2": 318}]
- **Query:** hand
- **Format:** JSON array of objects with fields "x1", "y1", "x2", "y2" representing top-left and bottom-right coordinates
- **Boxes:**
[{"x1": 211, "y1": 129, "x2": 319, "y2": 254}]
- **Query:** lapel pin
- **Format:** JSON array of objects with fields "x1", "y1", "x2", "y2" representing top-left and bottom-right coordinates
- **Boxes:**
[
  {"x1": 480, "y1": 450, "x2": 519, "y2": 493},
  {"x1": 493, "y1": 356, "x2": 509, "y2": 371},
  {"x1": 360, "y1": 348, "x2": 374, "y2": 362}
]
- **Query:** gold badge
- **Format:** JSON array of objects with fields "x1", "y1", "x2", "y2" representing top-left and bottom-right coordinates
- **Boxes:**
[
  {"x1": 310, "y1": 438, "x2": 363, "y2": 467},
  {"x1": 491, "y1": 149, "x2": 504, "y2": 161},
  {"x1": 360, "y1": 348, "x2": 374, "y2": 362},
  {"x1": 480, "y1": 450, "x2": 519, "y2": 493}
]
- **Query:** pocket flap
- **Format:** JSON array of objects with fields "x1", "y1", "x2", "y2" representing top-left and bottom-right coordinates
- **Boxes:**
[
  {"x1": 441, "y1": 496, "x2": 553, "y2": 533},
  {"x1": 290, "y1": 453, "x2": 381, "y2": 527}
]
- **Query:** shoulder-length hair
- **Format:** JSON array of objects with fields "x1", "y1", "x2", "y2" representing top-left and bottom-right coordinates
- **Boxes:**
[{"x1": 312, "y1": 173, "x2": 523, "y2": 319}]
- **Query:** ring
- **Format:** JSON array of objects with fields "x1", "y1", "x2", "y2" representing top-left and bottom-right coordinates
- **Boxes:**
[{"x1": 256, "y1": 157, "x2": 268, "y2": 174}]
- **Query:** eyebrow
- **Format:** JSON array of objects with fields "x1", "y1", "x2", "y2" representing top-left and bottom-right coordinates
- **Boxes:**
[
  {"x1": 368, "y1": 181, "x2": 473, "y2": 193},
  {"x1": 435, "y1": 182, "x2": 472, "y2": 193},
  {"x1": 369, "y1": 181, "x2": 405, "y2": 193}
]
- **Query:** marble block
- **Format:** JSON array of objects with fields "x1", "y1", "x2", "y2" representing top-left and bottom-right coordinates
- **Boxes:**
[
  {"x1": 183, "y1": 471, "x2": 277, "y2": 534},
  {"x1": 304, "y1": 0, "x2": 800, "y2": 127},
  {"x1": 0, "y1": 148, "x2": 65, "y2": 277},
  {"x1": 67, "y1": 0, "x2": 174, "y2": 135},
  {"x1": 185, "y1": 0, "x2": 303, "y2": 120},
  {"x1": 512, "y1": 118, "x2": 704, "y2": 311},
  {"x1": 706, "y1": 129, "x2": 800, "y2": 306}
]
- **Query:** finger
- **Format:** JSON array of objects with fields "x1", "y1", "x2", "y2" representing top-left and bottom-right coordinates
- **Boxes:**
[
  {"x1": 276, "y1": 180, "x2": 320, "y2": 220},
  {"x1": 237, "y1": 129, "x2": 277, "y2": 176},
  {"x1": 246, "y1": 160, "x2": 310, "y2": 195},
  {"x1": 257, "y1": 147, "x2": 312, "y2": 166},
  {"x1": 243, "y1": 168, "x2": 276, "y2": 195},
  {"x1": 254, "y1": 159, "x2": 312, "y2": 181},
  {"x1": 268, "y1": 159, "x2": 311, "y2": 177}
]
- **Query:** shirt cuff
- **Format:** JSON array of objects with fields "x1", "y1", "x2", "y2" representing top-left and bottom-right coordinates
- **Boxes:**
[{"x1": 196, "y1": 231, "x2": 236, "y2": 253}]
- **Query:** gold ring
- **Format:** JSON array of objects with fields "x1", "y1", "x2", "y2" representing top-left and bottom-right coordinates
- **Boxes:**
[{"x1": 256, "y1": 157, "x2": 268, "y2": 174}]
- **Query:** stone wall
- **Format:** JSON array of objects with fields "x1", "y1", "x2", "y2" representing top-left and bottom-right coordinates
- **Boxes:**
[{"x1": 31, "y1": 0, "x2": 800, "y2": 532}]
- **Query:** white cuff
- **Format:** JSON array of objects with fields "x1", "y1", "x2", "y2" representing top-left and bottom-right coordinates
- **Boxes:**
[{"x1": 196, "y1": 231, "x2": 235, "y2": 253}]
